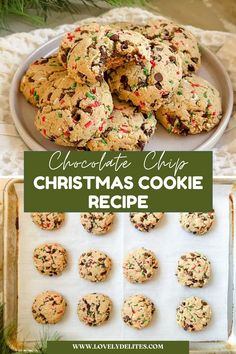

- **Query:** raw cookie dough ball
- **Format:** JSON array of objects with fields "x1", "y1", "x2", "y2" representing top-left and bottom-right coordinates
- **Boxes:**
[
  {"x1": 33, "y1": 243, "x2": 67, "y2": 276},
  {"x1": 180, "y1": 211, "x2": 215, "y2": 235},
  {"x1": 122, "y1": 295, "x2": 155, "y2": 329},
  {"x1": 112, "y1": 20, "x2": 201, "y2": 75},
  {"x1": 108, "y1": 42, "x2": 182, "y2": 112},
  {"x1": 20, "y1": 55, "x2": 66, "y2": 106},
  {"x1": 32, "y1": 291, "x2": 67, "y2": 324},
  {"x1": 129, "y1": 212, "x2": 164, "y2": 232},
  {"x1": 67, "y1": 26, "x2": 151, "y2": 84},
  {"x1": 35, "y1": 77, "x2": 113, "y2": 148},
  {"x1": 157, "y1": 75, "x2": 222, "y2": 135},
  {"x1": 77, "y1": 293, "x2": 112, "y2": 326},
  {"x1": 176, "y1": 296, "x2": 212, "y2": 332},
  {"x1": 31, "y1": 212, "x2": 65, "y2": 230},
  {"x1": 58, "y1": 23, "x2": 103, "y2": 67},
  {"x1": 176, "y1": 252, "x2": 211, "y2": 288},
  {"x1": 79, "y1": 250, "x2": 112, "y2": 282},
  {"x1": 86, "y1": 98, "x2": 157, "y2": 151},
  {"x1": 123, "y1": 247, "x2": 158, "y2": 283},
  {"x1": 80, "y1": 212, "x2": 115, "y2": 235}
]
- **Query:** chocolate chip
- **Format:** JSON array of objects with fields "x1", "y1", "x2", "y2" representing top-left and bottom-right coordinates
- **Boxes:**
[
  {"x1": 109, "y1": 34, "x2": 119, "y2": 41},
  {"x1": 169, "y1": 55, "x2": 176, "y2": 63},
  {"x1": 154, "y1": 73, "x2": 163, "y2": 82},
  {"x1": 169, "y1": 45, "x2": 178, "y2": 53},
  {"x1": 120, "y1": 75, "x2": 128, "y2": 85},
  {"x1": 95, "y1": 75, "x2": 103, "y2": 82},
  {"x1": 121, "y1": 40, "x2": 128, "y2": 49},
  {"x1": 188, "y1": 64, "x2": 195, "y2": 72}
]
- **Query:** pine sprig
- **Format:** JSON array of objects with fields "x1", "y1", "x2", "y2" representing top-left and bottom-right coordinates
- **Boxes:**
[
  {"x1": 0, "y1": 0, "x2": 146, "y2": 30},
  {"x1": 0, "y1": 303, "x2": 61, "y2": 354}
]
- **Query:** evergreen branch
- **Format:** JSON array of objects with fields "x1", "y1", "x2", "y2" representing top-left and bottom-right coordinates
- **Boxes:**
[{"x1": 0, "y1": 0, "x2": 146, "y2": 31}]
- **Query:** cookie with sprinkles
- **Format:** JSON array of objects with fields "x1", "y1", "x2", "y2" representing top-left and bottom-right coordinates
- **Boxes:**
[
  {"x1": 67, "y1": 26, "x2": 151, "y2": 84},
  {"x1": 34, "y1": 78, "x2": 113, "y2": 148},
  {"x1": 77, "y1": 293, "x2": 112, "y2": 326},
  {"x1": 156, "y1": 75, "x2": 222, "y2": 135},
  {"x1": 123, "y1": 247, "x2": 158, "y2": 284},
  {"x1": 20, "y1": 54, "x2": 66, "y2": 107},
  {"x1": 180, "y1": 211, "x2": 215, "y2": 235},
  {"x1": 107, "y1": 42, "x2": 182, "y2": 112},
  {"x1": 122, "y1": 295, "x2": 155, "y2": 329},
  {"x1": 111, "y1": 19, "x2": 201, "y2": 75},
  {"x1": 129, "y1": 212, "x2": 164, "y2": 232},
  {"x1": 176, "y1": 252, "x2": 211, "y2": 288},
  {"x1": 33, "y1": 243, "x2": 67, "y2": 276},
  {"x1": 86, "y1": 97, "x2": 157, "y2": 151},
  {"x1": 79, "y1": 250, "x2": 112, "y2": 282},
  {"x1": 58, "y1": 23, "x2": 104, "y2": 68},
  {"x1": 32, "y1": 291, "x2": 67, "y2": 324},
  {"x1": 80, "y1": 212, "x2": 115, "y2": 235},
  {"x1": 31, "y1": 212, "x2": 65, "y2": 230},
  {"x1": 176, "y1": 296, "x2": 212, "y2": 332}
]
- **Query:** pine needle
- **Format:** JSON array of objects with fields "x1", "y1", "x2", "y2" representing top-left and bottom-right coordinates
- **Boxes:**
[{"x1": 0, "y1": 0, "x2": 146, "y2": 30}]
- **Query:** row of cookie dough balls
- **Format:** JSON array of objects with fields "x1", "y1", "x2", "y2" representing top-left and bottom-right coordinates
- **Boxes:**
[
  {"x1": 33, "y1": 244, "x2": 211, "y2": 289},
  {"x1": 32, "y1": 291, "x2": 212, "y2": 332},
  {"x1": 31, "y1": 211, "x2": 215, "y2": 235},
  {"x1": 20, "y1": 20, "x2": 222, "y2": 151}
]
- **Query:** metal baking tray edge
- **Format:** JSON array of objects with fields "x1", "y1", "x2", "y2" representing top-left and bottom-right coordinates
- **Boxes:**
[{"x1": 2, "y1": 177, "x2": 236, "y2": 353}]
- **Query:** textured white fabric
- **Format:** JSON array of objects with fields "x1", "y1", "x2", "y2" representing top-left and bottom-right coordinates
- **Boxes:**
[{"x1": 0, "y1": 7, "x2": 236, "y2": 175}]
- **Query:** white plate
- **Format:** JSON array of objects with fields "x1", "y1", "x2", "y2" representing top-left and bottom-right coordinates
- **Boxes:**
[{"x1": 9, "y1": 33, "x2": 234, "y2": 151}]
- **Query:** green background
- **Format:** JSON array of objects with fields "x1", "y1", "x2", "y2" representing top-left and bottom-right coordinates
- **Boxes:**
[
  {"x1": 24, "y1": 151, "x2": 212, "y2": 212},
  {"x1": 47, "y1": 341, "x2": 189, "y2": 354}
]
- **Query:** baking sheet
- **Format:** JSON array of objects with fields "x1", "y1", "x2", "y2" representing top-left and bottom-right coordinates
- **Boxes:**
[{"x1": 16, "y1": 183, "x2": 230, "y2": 342}]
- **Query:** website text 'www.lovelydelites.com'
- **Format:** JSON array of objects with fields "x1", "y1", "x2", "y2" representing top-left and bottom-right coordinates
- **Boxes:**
[{"x1": 71, "y1": 343, "x2": 164, "y2": 350}]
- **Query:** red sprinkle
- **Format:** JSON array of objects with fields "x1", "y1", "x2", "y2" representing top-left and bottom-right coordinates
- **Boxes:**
[
  {"x1": 134, "y1": 91, "x2": 140, "y2": 97},
  {"x1": 92, "y1": 88, "x2": 97, "y2": 94},
  {"x1": 119, "y1": 128, "x2": 129, "y2": 134},
  {"x1": 42, "y1": 116, "x2": 46, "y2": 123},
  {"x1": 90, "y1": 101, "x2": 101, "y2": 108},
  {"x1": 139, "y1": 101, "x2": 145, "y2": 108},
  {"x1": 191, "y1": 83, "x2": 200, "y2": 88},
  {"x1": 60, "y1": 99, "x2": 65, "y2": 105},
  {"x1": 43, "y1": 129, "x2": 47, "y2": 136},
  {"x1": 99, "y1": 120, "x2": 106, "y2": 131},
  {"x1": 85, "y1": 121, "x2": 93, "y2": 128},
  {"x1": 75, "y1": 27, "x2": 81, "y2": 32},
  {"x1": 30, "y1": 88, "x2": 35, "y2": 95},
  {"x1": 150, "y1": 59, "x2": 156, "y2": 68},
  {"x1": 64, "y1": 130, "x2": 70, "y2": 137},
  {"x1": 67, "y1": 33, "x2": 75, "y2": 42}
]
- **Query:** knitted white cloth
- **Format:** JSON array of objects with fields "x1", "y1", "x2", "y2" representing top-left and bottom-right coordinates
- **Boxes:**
[{"x1": 0, "y1": 7, "x2": 235, "y2": 175}]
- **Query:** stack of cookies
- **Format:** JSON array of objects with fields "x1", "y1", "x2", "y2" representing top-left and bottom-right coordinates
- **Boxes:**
[{"x1": 20, "y1": 19, "x2": 222, "y2": 151}]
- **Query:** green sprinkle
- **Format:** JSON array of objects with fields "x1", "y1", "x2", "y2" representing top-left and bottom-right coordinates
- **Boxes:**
[
  {"x1": 167, "y1": 127, "x2": 172, "y2": 134},
  {"x1": 57, "y1": 112, "x2": 63, "y2": 118},
  {"x1": 75, "y1": 56, "x2": 81, "y2": 62},
  {"x1": 169, "y1": 79, "x2": 174, "y2": 85},
  {"x1": 147, "y1": 112, "x2": 153, "y2": 119},
  {"x1": 143, "y1": 67, "x2": 149, "y2": 76},
  {"x1": 101, "y1": 138, "x2": 107, "y2": 145},
  {"x1": 92, "y1": 36, "x2": 97, "y2": 41},
  {"x1": 71, "y1": 82, "x2": 77, "y2": 90},
  {"x1": 106, "y1": 32, "x2": 113, "y2": 38},
  {"x1": 106, "y1": 105, "x2": 112, "y2": 112},
  {"x1": 177, "y1": 91, "x2": 183, "y2": 96},
  {"x1": 33, "y1": 91, "x2": 39, "y2": 101},
  {"x1": 203, "y1": 91, "x2": 208, "y2": 98},
  {"x1": 86, "y1": 92, "x2": 96, "y2": 100}
]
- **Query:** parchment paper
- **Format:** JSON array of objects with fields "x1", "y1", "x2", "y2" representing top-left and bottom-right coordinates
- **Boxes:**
[{"x1": 15, "y1": 184, "x2": 230, "y2": 342}]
